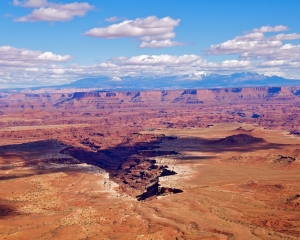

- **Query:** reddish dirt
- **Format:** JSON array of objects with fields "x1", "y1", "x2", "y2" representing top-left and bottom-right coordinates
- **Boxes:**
[{"x1": 0, "y1": 87, "x2": 300, "y2": 239}]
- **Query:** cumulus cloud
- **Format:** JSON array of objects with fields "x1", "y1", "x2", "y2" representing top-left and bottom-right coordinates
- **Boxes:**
[
  {"x1": 0, "y1": 45, "x2": 74, "y2": 86},
  {"x1": 84, "y1": 16, "x2": 179, "y2": 39},
  {"x1": 13, "y1": 0, "x2": 94, "y2": 22},
  {"x1": 208, "y1": 40, "x2": 282, "y2": 55},
  {"x1": 84, "y1": 16, "x2": 184, "y2": 48},
  {"x1": 239, "y1": 44, "x2": 300, "y2": 62},
  {"x1": 0, "y1": 46, "x2": 72, "y2": 63},
  {"x1": 203, "y1": 25, "x2": 300, "y2": 78},
  {"x1": 207, "y1": 25, "x2": 300, "y2": 62}
]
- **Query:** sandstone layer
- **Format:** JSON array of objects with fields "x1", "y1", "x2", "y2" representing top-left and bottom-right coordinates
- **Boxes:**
[{"x1": 0, "y1": 87, "x2": 300, "y2": 239}]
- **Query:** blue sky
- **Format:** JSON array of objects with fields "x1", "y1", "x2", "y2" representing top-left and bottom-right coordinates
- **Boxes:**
[{"x1": 1, "y1": 0, "x2": 300, "y2": 87}]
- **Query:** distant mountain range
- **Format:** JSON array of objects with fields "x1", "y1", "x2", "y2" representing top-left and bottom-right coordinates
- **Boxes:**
[{"x1": 29, "y1": 72, "x2": 300, "y2": 91}]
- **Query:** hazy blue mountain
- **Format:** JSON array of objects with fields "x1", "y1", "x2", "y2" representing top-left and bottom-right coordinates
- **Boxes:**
[{"x1": 34, "y1": 72, "x2": 300, "y2": 90}]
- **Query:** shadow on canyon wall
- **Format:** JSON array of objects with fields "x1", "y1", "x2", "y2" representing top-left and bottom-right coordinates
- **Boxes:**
[{"x1": 0, "y1": 134, "x2": 289, "y2": 199}]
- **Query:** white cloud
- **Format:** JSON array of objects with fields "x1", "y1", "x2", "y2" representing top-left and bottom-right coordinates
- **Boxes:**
[
  {"x1": 139, "y1": 40, "x2": 185, "y2": 48},
  {"x1": 221, "y1": 60, "x2": 251, "y2": 68},
  {"x1": 84, "y1": 16, "x2": 184, "y2": 48},
  {"x1": 235, "y1": 32, "x2": 264, "y2": 41},
  {"x1": 269, "y1": 33, "x2": 300, "y2": 41},
  {"x1": 105, "y1": 16, "x2": 126, "y2": 23},
  {"x1": 208, "y1": 40, "x2": 282, "y2": 55},
  {"x1": 85, "y1": 16, "x2": 179, "y2": 39},
  {"x1": 203, "y1": 25, "x2": 300, "y2": 78},
  {"x1": 110, "y1": 54, "x2": 203, "y2": 66},
  {"x1": 13, "y1": 0, "x2": 94, "y2": 22},
  {"x1": 0, "y1": 46, "x2": 72, "y2": 63},
  {"x1": 207, "y1": 25, "x2": 300, "y2": 63},
  {"x1": 252, "y1": 25, "x2": 288, "y2": 33},
  {"x1": 14, "y1": 0, "x2": 47, "y2": 8},
  {"x1": 0, "y1": 46, "x2": 74, "y2": 86},
  {"x1": 239, "y1": 43, "x2": 300, "y2": 60}
]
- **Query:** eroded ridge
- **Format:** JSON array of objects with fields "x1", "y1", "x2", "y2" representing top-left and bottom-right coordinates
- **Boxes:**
[{"x1": 60, "y1": 133, "x2": 183, "y2": 200}]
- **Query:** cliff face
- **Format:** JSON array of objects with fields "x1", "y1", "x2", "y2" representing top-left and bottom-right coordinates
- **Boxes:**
[{"x1": 1, "y1": 86, "x2": 299, "y2": 110}]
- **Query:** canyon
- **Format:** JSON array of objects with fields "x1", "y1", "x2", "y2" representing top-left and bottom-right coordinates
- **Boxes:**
[{"x1": 0, "y1": 86, "x2": 300, "y2": 239}]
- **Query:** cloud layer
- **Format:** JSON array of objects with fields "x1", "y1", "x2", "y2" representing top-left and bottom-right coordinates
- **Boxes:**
[
  {"x1": 0, "y1": 45, "x2": 73, "y2": 86},
  {"x1": 84, "y1": 16, "x2": 184, "y2": 48},
  {"x1": 13, "y1": 0, "x2": 94, "y2": 22},
  {"x1": 2, "y1": 25, "x2": 300, "y2": 87}
]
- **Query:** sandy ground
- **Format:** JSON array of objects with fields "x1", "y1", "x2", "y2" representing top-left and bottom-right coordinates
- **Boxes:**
[{"x1": 1, "y1": 123, "x2": 300, "y2": 239}]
